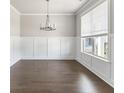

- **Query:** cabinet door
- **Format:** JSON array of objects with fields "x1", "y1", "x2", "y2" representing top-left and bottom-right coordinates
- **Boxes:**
[{"x1": 92, "y1": 1, "x2": 108, "y2": 32}]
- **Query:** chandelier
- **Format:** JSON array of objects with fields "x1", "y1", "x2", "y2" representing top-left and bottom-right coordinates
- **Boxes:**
[{"x1": 40, "y1": 0, "x2": 56, "y2": 31}]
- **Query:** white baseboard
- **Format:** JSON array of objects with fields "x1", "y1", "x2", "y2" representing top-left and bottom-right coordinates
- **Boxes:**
[
  {"x1": 10, "y1": 57, "x2": 75, "y2": 67},
  {"x1": 21, "y1": 57, "x2": 75, "y2": 60},
  {"x1": 10, "y1": 58, "x2": 21, "y2": 67},
  {"x1": 75, "y1": 57, "x2": 114, "y2": 88}
]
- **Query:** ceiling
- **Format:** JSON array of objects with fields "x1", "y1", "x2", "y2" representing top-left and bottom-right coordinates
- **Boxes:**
[{"x1": 10, "y1": 0, "x2": 90, "y2": 14}]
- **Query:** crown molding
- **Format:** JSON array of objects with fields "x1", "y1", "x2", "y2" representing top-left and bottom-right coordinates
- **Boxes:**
[
  {"x1": 75, "y1": 0, "x2": 105, "y2": 15},
  {"x1": 10, "y1": 4, "x2": 77, "y2": 16},
  {"x1": 10, "y1": 6, "x2": 75, "y2": 16},
  {"x1": 10, "y1": 5, "x2": 75, "y2": 16},
  {"x1": 21, "y1": 13, "x2": 75, "y2": 16},
  {"x1": 10, "y1": 5, "x2": 21, "y2": 15},
  {"x1": 74, "y1": 0, "x2": 90, "y2": 15}
]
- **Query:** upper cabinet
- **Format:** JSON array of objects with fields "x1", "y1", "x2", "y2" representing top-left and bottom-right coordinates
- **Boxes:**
[{"x1": 81, "y1": 0, "x2": 108, "y2": 36}]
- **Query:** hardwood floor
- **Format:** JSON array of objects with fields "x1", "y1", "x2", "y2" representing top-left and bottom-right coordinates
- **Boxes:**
[{"x1": 11, "y1": 60, "x2": 114, "y2": 93}]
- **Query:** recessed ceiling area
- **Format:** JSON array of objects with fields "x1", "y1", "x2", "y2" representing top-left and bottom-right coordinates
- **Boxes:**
[{"x1": 11, "y1": 0, "x2": 90, "y2": 14}]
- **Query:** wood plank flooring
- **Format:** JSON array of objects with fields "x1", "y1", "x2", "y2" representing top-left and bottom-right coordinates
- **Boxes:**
[{"x1": 11, "y1": 60, "x2": 114, "y2": 93}]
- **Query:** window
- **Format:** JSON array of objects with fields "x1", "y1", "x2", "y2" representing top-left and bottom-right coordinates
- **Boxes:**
[
  {"x1": 84, "y1": 38, "x2": 94, "y2": 54},
  {"x1": 81, "y1": 0, "x2": 109, "y2": 60},
  {"x1": 83, "y1": 36, "x2": 108, "y2": 59}
]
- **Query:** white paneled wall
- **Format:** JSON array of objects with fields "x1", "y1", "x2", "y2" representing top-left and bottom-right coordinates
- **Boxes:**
[
  {"x1": 10, "y1": 37, "x2": 21, "y2": 66},
  {"x1": 61, "y1": 37, "x2": 76, "y2": 58},
  {"x1": 21, "y1": 37, "x2": 76, "y2": 59},
  {"x1": 78, "y1": 51, "x2": 111, "y2": 80},
  {"x1": 110, "y1": 34, "x2": 114, "y2": 83},
  {"x1": 92, "y1": 57, "x2": 110, "y2": 78},
  {"x1": 48, "y1": 38, "x2": 61, "y2": 58},
  {"x1": 21, "y1": 37, "x2": 34, "y2": 59},
  {"x1": 76, "y1": 52, "x2": 112, "y2": 86},
  {"x1": 34, "y1": 37, "x2": 48, "y2": 58},
  {"x1": 81, "y1": 53, "x2": 92, "y2": 67}
]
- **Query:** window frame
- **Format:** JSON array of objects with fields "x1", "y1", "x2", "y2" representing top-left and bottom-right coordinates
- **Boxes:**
[{"x1": 81, "y1": 34, "x2": 109, "y2": 60}]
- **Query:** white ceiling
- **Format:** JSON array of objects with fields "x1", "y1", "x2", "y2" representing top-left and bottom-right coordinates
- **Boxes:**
[{"x1": 10, "y1": 0, "x2": 90, "y2": 14}]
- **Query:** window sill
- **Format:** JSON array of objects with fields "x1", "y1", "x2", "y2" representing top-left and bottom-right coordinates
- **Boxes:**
[{"x1": 81, "y1": 30, "x2": 108, "y2": 38}]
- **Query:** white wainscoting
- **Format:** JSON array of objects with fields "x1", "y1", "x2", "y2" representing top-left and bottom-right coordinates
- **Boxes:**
[
  {"x1": 10, "y1": 36, "x2": 21, "y2": 66},
  {"x1": 48, "y1": 38, "x2": 61, "y2": 58},
  {"x1": 76, "y1": 37, "x2": 113, "y2": 87},
  {"x1": 110, "y1": 34, "x2": 114, "y2": 84},
  {"x1": 81, "y1": 53, "x2": 92, "y2": 67},
  {"x1": 61, "y1": 37, "x2": 76, "y2": 58},
  {"x1": 21, "y1": 37, "x2": 76, "y2": 59},
  {"x1": 21, "y1": 37, "x2": 34, "y2": 59},
  {"x1": 76, "y1": 53, "x2": 113, "y2": 87},
  {"x1": 34, "y1": 37, "x2": 48, "y2": 58},
  {"x1": 91, "y1": 57, "x2": 111, "y2": 79}
]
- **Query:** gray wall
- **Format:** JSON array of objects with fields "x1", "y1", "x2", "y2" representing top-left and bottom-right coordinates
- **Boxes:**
[
  {"x1": 10, "y1": 7, "x2": 20, "y2": 36},
  {"x1": 20, "y1": 15, "x2": 76, "y2": 37}
]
